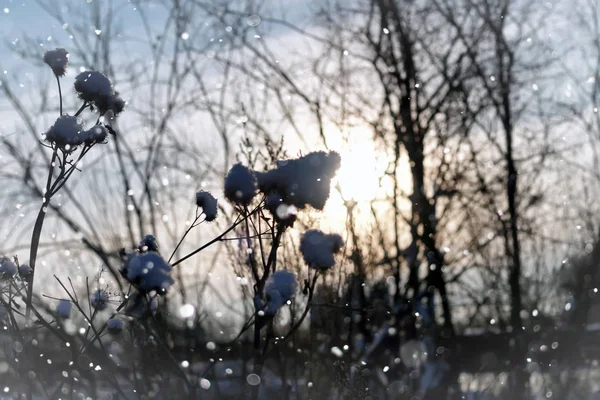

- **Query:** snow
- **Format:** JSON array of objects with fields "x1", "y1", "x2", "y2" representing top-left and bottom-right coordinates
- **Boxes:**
[
  {"x1": 17, "y1": 264, "x2": 32, "y2": 278},
  {"x1": 44, "y1": 115, "x2": 84, "y2": 149},
  {"x1": 43, "y1": 48, "x2": 69, "y2": 77},
  {"x1": 90, "y1": 289, "x2": 110, "y2": 311},
  {"x1": 196, "y1": 190, "x2": 218, "y2": 221},
  {"x1": 138, "y1": 234, "x2": 159, "y2": 252},
  {"x1": 106, "y1": 317, "x2": 124, "y2": 334},
  {"x1": 256, "y1": 151, "x2": 341, "y2": 210},
  {"x1": 120, "y1": 251, "x2": 173, "y2": 293},
  {"x1": 263, "y1": 270, "x2": 298, "y2": 315},
  {"x1": 56, "y1": 299, "x2": 72, "y2": 318},
  {"x1": 224, "y1": 163, "x2": 258, "y2": 206},
  {"x1": 300, "y1": 229, "x2": 344, "y2": 270},
  {"x1": 0, "y1": 258, "x2": 16, "y2": 280}
]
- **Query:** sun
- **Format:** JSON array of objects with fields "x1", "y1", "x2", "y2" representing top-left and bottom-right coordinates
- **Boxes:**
[
  {"x1": 334, "y1": 144, "x2": 388, "y2": 202},
  {"x1": 317, "y1": 130, "x2": 394, "y2": 225}
]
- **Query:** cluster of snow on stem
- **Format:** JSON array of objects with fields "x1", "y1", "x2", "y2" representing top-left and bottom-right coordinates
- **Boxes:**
[
  {"x1": 256, "y1": 151, "x2": 341, "y2": 210},
  {"x1": 139, "y1": 234, "x2": 159, "y2": 253},
  {"x1": 224, "y1": 163, "x2": 258, "y2": 206},
  {"x1": 120, "y1": 251, "x2": 174, "y2": 294},
  {"x1": 91, "y1": 289, "x2": 110, "y2": 311},
  {"x1": 43, "y1": 48, "x2": 69, "y2": 77},
  {"x1": 56, "y1": 299, "x2": 72, "y2": 319},
  {"x1": 0, "y1": 257, "x2": 17, "y2": 280},
  {"x1": 107, "y1": 317, "x2": 124, "y2": 334},
  {"x1": 196, "y1": 190, "x2": 218, "y2": 221},
  {"x1": 74, "y1": 71, "x2": 125, "y2": 116},
  {"x1": 263, "y1": 270, "x2": 298, "y2": 316},
  {"x1": 300, "y1": 229, "x2": 344, "y2": 270}
]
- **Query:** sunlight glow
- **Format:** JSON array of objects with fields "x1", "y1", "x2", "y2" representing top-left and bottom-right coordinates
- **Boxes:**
[{"x1": 334, "y1": 141, "x2": 389, "y2": 202}]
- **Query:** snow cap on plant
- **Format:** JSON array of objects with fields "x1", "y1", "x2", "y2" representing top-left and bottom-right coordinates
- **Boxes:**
[
  {"x1": 256, "y1": 151, "x2": 341, "y2": 210},
  {"x1": 264, "y1": 192, "x2": 297, "y2": 225},
  {"x1": 196, "y1": 190, "x2": 218, "y2": 221},
  {"x1": 107, "y1": 317, "x2": 124, "y2": 335},
  {"x1": 120, "y1": 251, "x2": 173, "y2": 294},
  {"x1": 139, "y1": 235, "x2": 159, "y2": 253},
  {"x1": 224, "y1": 163, "x2": 257, "y2": 206},
  {"x1": 56, "y1": 299, "x2": 72, "y2": 319},
  {"x1": 45, "y1": 115, "x2": 85, "y2": 150},
  {"x1": 263, "y1": 270, "x2": 297, "y2": 316},
  {"x1": 90, "y1": 289, "x2": 110, "y2": 311},
  {"x1": 74, "y1": 71, "x2": 125, "y2": 116},
  {"x1": 0, "y1": 257, "x2": 17, "y2": 280},
  {"x1": 300, "y1": 229, "x2": 344, "y2": 270},
  {"x1": 43, "y1": 48, "x2": 69, "y2": 77},
  {"x1": 124, "y1": 291, "x2": 159, "y2": 318},
  {"x1": 81, "y1": 125, "x2": 108, "y2": 145},
  {"x1": 18, "y1": 264, "x2": 32, "y2": 278}
]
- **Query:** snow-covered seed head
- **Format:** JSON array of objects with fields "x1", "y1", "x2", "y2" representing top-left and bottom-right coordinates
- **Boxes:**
[
  {"x1": 0, "y1": 257, "x2": 17, "y2": 280},
  {"x1": 224, "y1": 163, "x2": 257, "y2": 206},
  {"x1": 43, "y1": 48, "x2": 69, "y2": 77},
  {"x1": 124, "y1": 291, "x2": 159, "y2": 318},
  {"x1": 56, "y1": 299, "x2": 72, "y2": 319},
  {"x1": 74, "y1": 71, "x2": 125, "y2": 116},
  {"x1": 44, "y1": 115, "x2": 85, "y2": 150},
  {"x1": 90, "y1": 289, "x2": 110, "y2": 311},
  {"x1": 107, "y1": 317, "x2": 124, "y2": 335},
  {"x1": 120, "y1": 252, "x2": 173, "y2": 294},
  {"x1": 18, "y1": 264, "x2": 32, "y2": 279},
  {"x1": 139, "y1": 235, "x2": 159, "y2": 253},
  {"x1": 81, "y1": 125, "x2": 108, "y2": 145},
  {"x1": 195, "y1": 190, "x2": 218, "y2": 221},
  {"x1": 300, "y1": 229, "x2": 344, "y2": 270},
  {"x1": 74, "y1": 71, "x2": 112, "y2": 100},
  {"x1": 263, "y1": 270, "x2": 297, "y2": 315},
  {"x1": 256, "y1": 151, "x2": 341, "y2": 210}
]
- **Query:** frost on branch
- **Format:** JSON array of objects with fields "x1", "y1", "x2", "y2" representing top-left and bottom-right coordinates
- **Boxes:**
[
  {"x1": 43, "y1": 48, "x2": 69, "y2": 77},
  {"x1": 0, "y1": 257, "x2": 17, "y2": 280},
  {"x1": 263, "y1": 270, "x2": 298, "y2": 316},
  {"x1": 224, "y1": 163, "x2": 258, "y2": 206},
  {"x1": 256, "y1": 151, "x2": 341, "y2": 210},
  {"x1": 120, "y1": 251, "x2": 173, "y2": 294},
  {"x1": 196, "y1": 190, "x2": 218, "y2": 221},
  {"x1": 74, "y1": 71, "x2": 125, "y2": 116},
  {"x1": 300, "y1": 229, "x2": 344, "y2": 270},
  {"x1": 44, "y1": 115, "x2": 85, "y2": 150}
]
